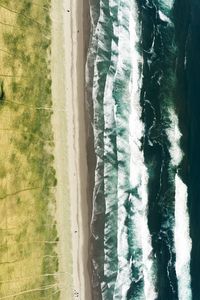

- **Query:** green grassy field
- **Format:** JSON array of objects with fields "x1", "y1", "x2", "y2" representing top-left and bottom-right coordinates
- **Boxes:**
[{"x1": 0, "y1": 0, "x2": 60, "y2": 298}]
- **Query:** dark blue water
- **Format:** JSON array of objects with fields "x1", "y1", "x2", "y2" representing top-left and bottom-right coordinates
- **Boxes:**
[{"x1": 187, "y1": 1, "x2": 200, "y2": 299}]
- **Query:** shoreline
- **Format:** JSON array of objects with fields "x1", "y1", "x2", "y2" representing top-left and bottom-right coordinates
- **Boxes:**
[{"x1": 51, "y1": 0, "x2": 91, "y2": 299}]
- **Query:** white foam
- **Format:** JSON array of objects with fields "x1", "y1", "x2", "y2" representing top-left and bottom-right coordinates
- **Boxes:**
[
  {"x1": 129, "y1": 3, "x2": 157, "y2": 299},
  {"x1": 167, "y1": 107, "x2": 192, "y2": 299},
  {"x1": 113, "y1": 2, "x2": 133, "y2": 298},
  {"x1": 102, "y1": 0, "x2": 120, "y2": 290},
  {"x1": 158, "y1": 10, "x2": 172, "y2": 24},
  {"x1": 167, "y1": 108, "x2": 183, "y2": 166},
  {"x1": 89, "y1": 0, "x2": 112, "y2": 236},
  {"x1": 174, "y1": 174, "x2": 192, "y2": 300}
]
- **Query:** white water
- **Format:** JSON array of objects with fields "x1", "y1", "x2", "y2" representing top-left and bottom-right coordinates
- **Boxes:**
[
  {"x1": 103, "y1": 0, "x2": 119, "y2": 294},
  {"x1": 167, "y1": 109, "x2": 183, "y2": 167},
  {"x1": 113, "y1": 1, "x2": 132, "y2": 298},
  {"x1": 175, "y1": 175, "x2": 192, "y2": 300},
  {"x1": 90, "y1": 0, "x2": 110, "y2": 230},
  {"x1": 88, "y1": 0, "x2": 193, "y2": 298},
  {"x1": 167, "y1": 108, "x2": 192, "y2": 300},
  {"x1": 129, "y1": 2, "x2": 157, "y2": 299}
]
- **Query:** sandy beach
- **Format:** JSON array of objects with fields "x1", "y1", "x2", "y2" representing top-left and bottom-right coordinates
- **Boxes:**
[{"x1": 51, "y1": 0, "x2": 91, "y2": 299}]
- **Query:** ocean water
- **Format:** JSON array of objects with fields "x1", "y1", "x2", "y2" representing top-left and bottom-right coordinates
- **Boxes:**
[{"x1": 86, "y1": 0, "x2": 199, "y2": 299}]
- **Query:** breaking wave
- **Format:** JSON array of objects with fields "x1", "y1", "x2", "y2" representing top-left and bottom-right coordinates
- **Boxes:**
[{"x1": 86, "y1": 0, "x2": 193, "y2": 299}]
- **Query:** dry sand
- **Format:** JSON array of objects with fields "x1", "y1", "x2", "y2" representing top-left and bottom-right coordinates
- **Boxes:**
[{"x1": 51, "y1": 0, "x2": 91, "y2": 299}]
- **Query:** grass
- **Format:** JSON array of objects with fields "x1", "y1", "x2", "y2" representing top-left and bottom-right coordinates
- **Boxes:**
[{"x1": 0, "y1": 0, "x2": 61, "y2": 298}]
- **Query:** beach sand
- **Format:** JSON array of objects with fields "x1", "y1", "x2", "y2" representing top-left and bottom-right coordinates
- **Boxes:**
[{"x1": 51, "y1": 0, "x2": 91, "y2": 299}]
